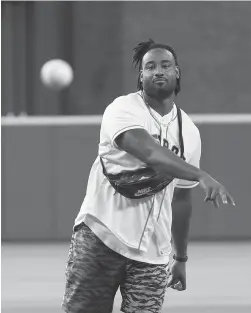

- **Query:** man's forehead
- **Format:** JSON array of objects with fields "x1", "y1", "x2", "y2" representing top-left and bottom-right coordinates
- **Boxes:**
[{"x1": 142, "y1": 48, "x2": 174, "y2": 64}]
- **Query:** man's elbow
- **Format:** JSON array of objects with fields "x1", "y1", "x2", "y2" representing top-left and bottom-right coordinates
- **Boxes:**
[
  {"x1": 145, "y1": 147, "x2": 168, "y2": 172},
  {"x1": 144, "y1": 147, "x2": 161, "y2": 169}
]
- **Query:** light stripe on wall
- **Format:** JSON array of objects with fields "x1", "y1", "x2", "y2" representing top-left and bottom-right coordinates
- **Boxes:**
[{"x1": 2, "y1": 114, "x2": 251, "y2": 126}]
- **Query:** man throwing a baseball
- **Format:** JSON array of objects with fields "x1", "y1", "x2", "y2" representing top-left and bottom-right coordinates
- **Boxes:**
[{"x1": 62, "y1": 39, "x2": 235, "y2": 313}]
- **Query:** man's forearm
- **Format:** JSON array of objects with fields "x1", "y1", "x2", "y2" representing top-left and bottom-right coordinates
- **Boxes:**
[
  {"x1": 116, "y1": 129, "x2": 206, "y2": 183},
  {"x1": 171, "y1": 191, "x2": 193, "y2": 257},
  {"x1": 146, "y1": 144, "x2": 205, "y2": 183}
]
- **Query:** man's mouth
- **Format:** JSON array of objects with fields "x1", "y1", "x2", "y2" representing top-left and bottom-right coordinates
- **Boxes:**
[{"x1": 153, "y1": 78, "x2": 167, "y2": 83}]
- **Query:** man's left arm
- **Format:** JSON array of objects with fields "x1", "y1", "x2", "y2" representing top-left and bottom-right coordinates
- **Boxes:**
[
  {"x1": 171, "y1": 187, "x2": 192, "y2": 258},
  {"x1": 167, "y1": 125, "x2": 201, "y2": 291},
  {"x1": 171, "y1": 127, "x2": 201, "y2": 259},
  {"x1": 167, "y1": 184, "x2": 193, "y2": 291}
]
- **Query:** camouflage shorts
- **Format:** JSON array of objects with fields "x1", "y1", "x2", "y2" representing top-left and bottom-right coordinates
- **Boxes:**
[{"x1": 62, "y1": 222, "x2": 170, "y2": 313}]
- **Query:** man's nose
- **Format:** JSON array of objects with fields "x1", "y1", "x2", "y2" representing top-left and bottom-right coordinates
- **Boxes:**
[{"x1": 154, "y1": 66, "x2": 164, "y2": 76}]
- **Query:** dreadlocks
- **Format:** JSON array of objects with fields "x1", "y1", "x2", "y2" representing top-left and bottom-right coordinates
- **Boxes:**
[{"x1": 132, "y1": 39, "x2": 181, "y2": 95}]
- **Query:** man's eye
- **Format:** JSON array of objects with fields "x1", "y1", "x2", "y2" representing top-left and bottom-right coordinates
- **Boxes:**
[{"x1": 147, "y1": 66, "x2": 154, "y2": 70}]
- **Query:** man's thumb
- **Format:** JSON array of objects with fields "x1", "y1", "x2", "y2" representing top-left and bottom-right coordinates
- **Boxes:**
[{"x1": 167, "y1": 275, "x2": 175, "y2": 288}]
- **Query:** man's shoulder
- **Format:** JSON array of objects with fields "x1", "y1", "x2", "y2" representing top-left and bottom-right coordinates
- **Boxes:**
[
  {"x1": 180, "y1": 108, "x2": 200, "y2": 136},
  {"x1": 105, "y1": 92, "x2": 142, "y2": 112}
]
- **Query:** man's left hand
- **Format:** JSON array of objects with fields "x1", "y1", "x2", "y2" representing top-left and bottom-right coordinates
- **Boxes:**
[{"x1": 167, "y1": 260, "x2": 186, "y2": 291}]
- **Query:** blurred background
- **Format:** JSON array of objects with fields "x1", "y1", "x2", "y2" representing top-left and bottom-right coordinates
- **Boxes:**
[{"x1": 1, "y1": 1, "x2": 251, "y2": 313}]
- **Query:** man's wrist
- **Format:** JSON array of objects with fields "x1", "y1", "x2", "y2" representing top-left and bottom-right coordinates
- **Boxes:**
[
  {"x1": 197, "y1": 169, "x2": 208, "y2": 183},
  {"x1": 173, "y1": 254, "x2": 188, "y2": 262}
]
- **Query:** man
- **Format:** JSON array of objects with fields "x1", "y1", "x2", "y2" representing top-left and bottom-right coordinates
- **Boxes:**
[{"x1": 62, "y1": 39, "x2": 235, "y2": 313}]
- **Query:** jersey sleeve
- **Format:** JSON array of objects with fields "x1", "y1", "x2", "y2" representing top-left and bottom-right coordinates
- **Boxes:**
[
  {"x1": 176, "y1": 131, "x2": 201, "y2": 189},
  {"x1": 101, "y1": 98, "x2": 145, "y2": 147}
]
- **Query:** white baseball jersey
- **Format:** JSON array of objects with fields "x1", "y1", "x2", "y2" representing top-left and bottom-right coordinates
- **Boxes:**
[{"x1": 75, "y1": 91, "x2": 201, "y2": 264}]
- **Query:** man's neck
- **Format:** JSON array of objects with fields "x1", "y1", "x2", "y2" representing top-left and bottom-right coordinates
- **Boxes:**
[{"x1": 142, "y1": 91, "x2": 175, "y2": 116}]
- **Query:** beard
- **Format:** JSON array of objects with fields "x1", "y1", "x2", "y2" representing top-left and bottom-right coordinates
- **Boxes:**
[{"x1": 142, "y1": 79, "x2": 176, "y2": 100}]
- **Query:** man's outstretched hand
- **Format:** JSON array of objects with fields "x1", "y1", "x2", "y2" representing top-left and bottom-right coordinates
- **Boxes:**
[
  {"x1": 167, "y1": 260, "x2": 186, "y2": 291},
  {"x1": 199, "y1": 173, "x2": 235, "y2": 208}
]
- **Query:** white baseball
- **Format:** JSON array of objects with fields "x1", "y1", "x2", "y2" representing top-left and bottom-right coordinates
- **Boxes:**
[{"x1": 40, "y1": 59, "x2": 73, "y2": 90}]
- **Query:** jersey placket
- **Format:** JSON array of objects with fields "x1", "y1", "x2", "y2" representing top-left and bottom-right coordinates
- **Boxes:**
[
  {"x1": 154, "y1": 122, "x2": 172, "y2": 255},
  {"x1": 138, "y1": 103, "x2": 174, "y2": 254}
]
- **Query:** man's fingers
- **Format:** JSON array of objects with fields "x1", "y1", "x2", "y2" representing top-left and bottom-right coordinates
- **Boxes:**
[
  {"x1": 220, "y1": 192, "x2": 228, "y2": 204},
  {"x1": 176, "y1": 282, "x2": 184, "y2": 291},
  {"x1": 212, "y1": 194, "x2": 220, "y2": 208},
  {"x1": 167, "y1": 275, "x2": 175, "y2": 288},
  {"x1": 220, "y1": 190, "x2": 235, "y2": 206},
  {"x1": 204, "y1": 188, "x2": 213, "y2": 202},
  {"x1": 167, "y1": 275, "x2": 179, "y2": 288},
  {"x1": 210, "y1": 190, "x2": 219, "y2": 208},
  {"x1": 226, "y1": 192, "x2": 235, "y2": 206},
  {"x1": 172, "y1": 281, "x2": 184, "y2": 291},
  {"x1": 204, "y1": 182, "x2": 235, "y2": 207},
  {"x1": 167, "y1": 277, "x2": 185, "y2": 291},
  {"x1": 179, "y1": 277, "x2": 186, "y2": 290},
  {"x1": 205, "y1": 189, "x2": 220, "y2": 208}
]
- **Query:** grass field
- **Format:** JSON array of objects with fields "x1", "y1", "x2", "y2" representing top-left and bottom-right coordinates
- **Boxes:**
[{"x1": 2, "y1": 241, "x2": 251, "y2": 313}]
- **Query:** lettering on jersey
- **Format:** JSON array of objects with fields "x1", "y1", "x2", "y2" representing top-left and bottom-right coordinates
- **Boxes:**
[
  {"x1": 152, "y1": 134, "x2": 161, "y2": 143},
  {"x1": 135, "y1": 187, "x2": 152, "y2": 197},
  {"x1": 151, "y1": 134, "x2": 186, "y2": 161},
  {"x1": 163, "y1": 139, "x2": 169, "y2": 148},
  {"x1": 171, "y1": 145, "x2": 179, "y2": 155}
]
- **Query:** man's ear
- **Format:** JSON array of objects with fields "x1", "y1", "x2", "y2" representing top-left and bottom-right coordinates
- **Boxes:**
[
  {"x1": 140, "y1": 70, "x2": 143, "y2": 82},
  {"x1": 175, "y1": 66, "x2": 180, "y2": 79}
]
